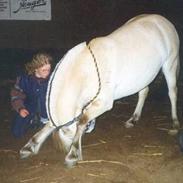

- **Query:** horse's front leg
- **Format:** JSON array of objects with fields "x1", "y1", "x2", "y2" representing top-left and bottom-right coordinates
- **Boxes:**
[
  {"x1": 64, "y1": 120, "x2": 86, "y2": 168},
  {"x1": 65, "y1": 98, "x2": 113, "y2": 168},
  {"x1": 20, "y1": 122, "x2": 56, "y2": 159},
  {"x1": 125, "y1": 87, "x2": 149, "y2": 128}
]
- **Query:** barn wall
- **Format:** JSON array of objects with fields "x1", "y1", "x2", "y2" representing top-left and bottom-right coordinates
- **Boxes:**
[
  {"x1": 0, "y1": 0, "x2": 183, "y2": 80},
  {"x1": 0, "y1": 0, "x2": 183, "y2": 49}
]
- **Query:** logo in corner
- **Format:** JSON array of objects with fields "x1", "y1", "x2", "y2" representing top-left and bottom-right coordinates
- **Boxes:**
[{"x1": 13, "y1": 0, "x2": 47, "y2": 13}]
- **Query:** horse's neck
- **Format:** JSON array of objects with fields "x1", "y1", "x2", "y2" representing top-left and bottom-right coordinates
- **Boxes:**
[{"x1": 46, "y1": 43, "x2": 88, "y2": 125}]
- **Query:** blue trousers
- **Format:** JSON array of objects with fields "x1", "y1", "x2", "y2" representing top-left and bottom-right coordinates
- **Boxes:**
[{"x1": 11, "y1": 113, "x2": 42, "y2": 138}]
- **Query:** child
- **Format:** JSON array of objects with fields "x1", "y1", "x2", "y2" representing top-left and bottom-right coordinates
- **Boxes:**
[{"x1": 10, "y1": 52, "x2": 53, "y2": 138}]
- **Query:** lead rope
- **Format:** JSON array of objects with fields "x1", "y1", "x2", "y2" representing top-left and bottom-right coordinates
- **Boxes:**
[
  {"x1": 80, "y1": 44, "x2": 102, "y2": 114},
  {"x1": 50, "y1": 43, "x2": 102, "y2": 130}
]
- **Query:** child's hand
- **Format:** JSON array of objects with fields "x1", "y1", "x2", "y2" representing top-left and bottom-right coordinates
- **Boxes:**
[{"x1": 19, "y1": 108, "x2": 29, "y2": 118}]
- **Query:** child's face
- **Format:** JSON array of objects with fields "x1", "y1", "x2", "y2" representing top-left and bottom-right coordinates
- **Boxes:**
[{"x1": 35, "y1": 64, "x2": 51, "y2": 79}]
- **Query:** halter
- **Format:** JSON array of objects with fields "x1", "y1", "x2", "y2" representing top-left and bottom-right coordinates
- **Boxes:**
[{"x1": 47, "y1": 43, "x2": 101, "y2": 130}]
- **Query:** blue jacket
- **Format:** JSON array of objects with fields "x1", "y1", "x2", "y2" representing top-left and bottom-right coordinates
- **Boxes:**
[{"x1": 11, "y1": 74, "x2": 50, "y2": 118}]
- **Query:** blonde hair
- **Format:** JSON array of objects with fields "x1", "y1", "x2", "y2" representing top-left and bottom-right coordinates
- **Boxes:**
[{"x1": 25, "y1": 52, "x2": 53, "y2": 75}]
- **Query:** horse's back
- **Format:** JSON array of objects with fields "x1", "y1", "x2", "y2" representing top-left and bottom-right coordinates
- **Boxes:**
[
  {"x1": 109, "y1": 14, "x2": 179, "y2": 45},
  {"x1": 108, "y1": 14, "x2": 179, "y2": 58},
  {"x1": 91, "y1": 14, "x2": 180, "y2": 98}
]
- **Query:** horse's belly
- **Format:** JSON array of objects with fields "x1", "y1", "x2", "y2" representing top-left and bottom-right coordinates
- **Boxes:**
[{"x1": 113, "y1": 64, "x2": 161, "y2": 100}]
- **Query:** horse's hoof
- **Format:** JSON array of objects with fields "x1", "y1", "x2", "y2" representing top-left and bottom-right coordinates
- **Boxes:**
[
  {"x1": 173, "y1": 122, "x2": 180, "y2": 129},
  {"x1": 168, "y1": 128, "x2": 178, "y2": 136},
  {"x1": 19, "y1": 147, "x2": 33, "y2": 159},
  {"x1": 125, "y1": 121, "x2": 134, "y2": 128},
  {"x1": 64, "y1": 158, "x2": 77, "y2": 169}
]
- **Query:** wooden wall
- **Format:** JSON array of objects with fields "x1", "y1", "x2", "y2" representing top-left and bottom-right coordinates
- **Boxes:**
[
  {"x1": 0, "y1": 0, "x2": 182, "y2": 49},
  {"x1": 0, "y1": 0, "x2": 183, "y2": 80}
]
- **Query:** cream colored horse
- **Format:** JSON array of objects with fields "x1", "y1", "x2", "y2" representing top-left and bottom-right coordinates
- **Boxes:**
[{"x1": 20, "y1": 14, "x2": 180, "y2": 168}]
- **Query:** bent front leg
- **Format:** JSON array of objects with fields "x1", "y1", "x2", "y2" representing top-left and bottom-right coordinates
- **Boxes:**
[
  {"x1": 125, "y1": 87, "x2": 149, "y2": 128},
  {"x1": 65, "y1": 98, "x2": 113, "y2": 168},
  {"x1": 20, "y1": 122, "x2": 56, "y2": 159}
]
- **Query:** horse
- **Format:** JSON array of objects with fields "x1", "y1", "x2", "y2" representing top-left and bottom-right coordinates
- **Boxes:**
[{"x1": 20, "y1": 14, "x2": 180, "y2": 168}]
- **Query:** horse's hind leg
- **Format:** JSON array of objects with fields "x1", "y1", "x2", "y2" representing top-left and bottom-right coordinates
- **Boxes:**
[
  {"x1": 125, "y1": 87, "x2": 149, "y2": 128},
  {"x1": 162, "y1": 56, "x2": 180, "y2": 130},
  {"x1": 20, "y1": 122, "x2": 55, "y2": 159}
]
